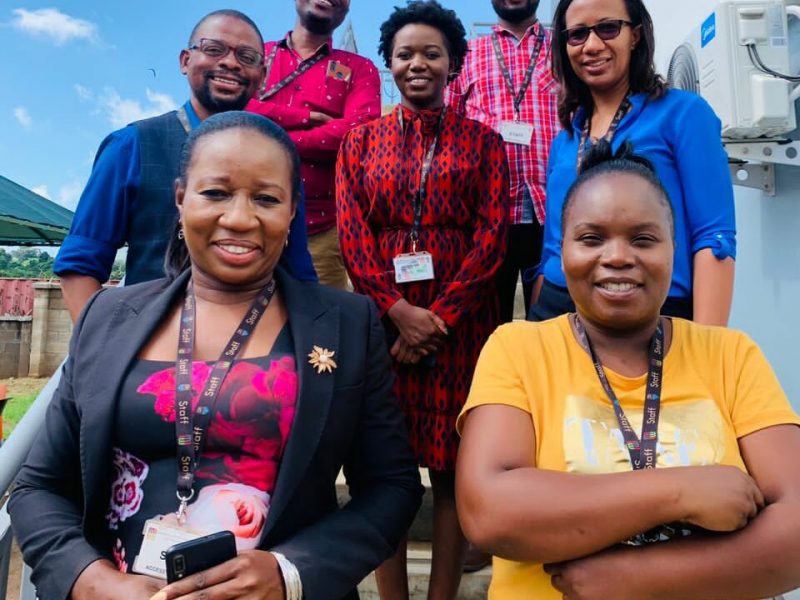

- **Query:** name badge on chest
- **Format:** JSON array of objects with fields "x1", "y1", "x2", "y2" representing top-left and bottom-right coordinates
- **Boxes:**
[
  {"x1": 393, "y1": 252, "x2": 435, "y2": 283},
  {"x1": 132, "y1": 518, "x2": 203, "y2": 579},
  {"x1": 499, "y1": 121, "x2": 534, "y2": 147}
]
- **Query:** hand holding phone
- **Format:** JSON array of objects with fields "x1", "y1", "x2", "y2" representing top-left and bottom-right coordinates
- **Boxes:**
[
  {"x1": 154, "y1": 548, "x2": 285, "y2": 600},
  {"x1": 165, "y1": 530, "x2": 236, "y2": 584}
]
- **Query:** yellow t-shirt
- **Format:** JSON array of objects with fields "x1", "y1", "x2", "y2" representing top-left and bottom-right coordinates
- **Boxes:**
[{"x1": 458, "y1": 315, "x2": 800, "y2": 599}]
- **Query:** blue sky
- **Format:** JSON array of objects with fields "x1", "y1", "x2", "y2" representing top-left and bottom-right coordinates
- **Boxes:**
[{"x1": 0, "y1": 1, "x2": 556, "y2": 217}]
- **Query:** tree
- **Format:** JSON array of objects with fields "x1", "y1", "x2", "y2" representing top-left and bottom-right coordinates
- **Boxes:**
[
  {"x1": 110, "y1": 259, "x2": 126, "y2": 281},
  {"x1": 0, "y1": 248, "x2": 56, "y2": 278}
]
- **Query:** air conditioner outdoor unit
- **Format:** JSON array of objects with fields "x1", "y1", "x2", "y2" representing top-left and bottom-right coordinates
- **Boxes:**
[{"x1": 667, "y1": 0, "x2": 797, "y2": 139}]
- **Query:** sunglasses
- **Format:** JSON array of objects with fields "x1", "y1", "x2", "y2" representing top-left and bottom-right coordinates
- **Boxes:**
[{"x1": 563, "y1": 20, "x2": 633, "y2": 46}]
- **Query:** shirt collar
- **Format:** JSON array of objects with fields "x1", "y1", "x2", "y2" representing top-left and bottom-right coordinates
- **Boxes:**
[
  {"x1": 573, "y1": 92, "x2": 646, "y2": 130},
  {"x1": 492, "y1": 19, "x2": 541, "y2": 42},
  {"x1": 281, "y1": 31, "x2": 332, "y2": 58},
  {"x1": 182, "y1": 100, "x2": 202, "y2": 129}
]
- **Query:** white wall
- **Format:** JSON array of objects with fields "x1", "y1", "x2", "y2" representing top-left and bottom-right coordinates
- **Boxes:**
[{"x1": 646, "y1": 0, "x2": 800, "y2": 410}]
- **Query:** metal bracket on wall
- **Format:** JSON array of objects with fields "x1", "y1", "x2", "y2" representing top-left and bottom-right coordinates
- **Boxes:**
[
  {"x1": 724, "y1": 140, "x2": 800, "y2": 167},
  {"x1": 728, "y1": 162, "x2": 776, "y2": 196}
]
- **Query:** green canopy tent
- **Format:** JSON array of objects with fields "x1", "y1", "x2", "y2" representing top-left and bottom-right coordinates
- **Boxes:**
[{"x1": 0, "y1": 175, "x2": 73, "y2": 245}]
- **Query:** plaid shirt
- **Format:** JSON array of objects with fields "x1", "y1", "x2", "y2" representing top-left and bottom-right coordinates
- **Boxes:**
[{"x1": 447, "y1": 22, "x2": 560, "y2": 225}]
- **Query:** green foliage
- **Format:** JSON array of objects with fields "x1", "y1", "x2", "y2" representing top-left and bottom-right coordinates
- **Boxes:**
[
  {"x1": 2, "y1": 393, "x2": 37, "y2": 440},
  {"x1": 0, "y1": 248, "x2": 127, "y2": 280},
  {"x1": 0, "y1": 247, "x2": 55, "y2": 278},
  {"x1": 110, "y1": 259, "x2": 126, "y2": 281}
]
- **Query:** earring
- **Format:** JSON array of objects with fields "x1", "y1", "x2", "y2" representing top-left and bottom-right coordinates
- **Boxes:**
[
  {"x1": 177, "y1": 228, "x2": 184, "y2": 240},
  {"x1": 284, "y1": 230, "x2": 290, "y2": 248}
]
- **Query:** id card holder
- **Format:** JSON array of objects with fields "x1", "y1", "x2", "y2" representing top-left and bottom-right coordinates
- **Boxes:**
[
  {"x1": 499, "y1": 121, "x2": 534, "y2": 146},
  {"x1": 393, "y1": 252, "x2": 435, "y2": 283},
  {"x1": 132, "y1": 518, "x2": 202, "y2": 579}
]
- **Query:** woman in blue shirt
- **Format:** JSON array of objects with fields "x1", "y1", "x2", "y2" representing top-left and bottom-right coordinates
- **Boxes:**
[{"x1": 530, "y1": 0, "x2": 736, "y2": 325}]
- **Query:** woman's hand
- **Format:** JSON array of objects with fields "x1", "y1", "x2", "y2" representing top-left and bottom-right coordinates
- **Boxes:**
[
  {"x1": 671, "y1": 465, "x2": 765, "y2": 531},
  {"x1": 391, "y1": 337, "x2": 422, "y2": 364},
  {"x1": 150, "y1": 550, "x2": 284, "y2": 600},
  {"x1": 387, "y1": 299, "x2": 448, "y2": 352},
  {"x1": 545, "y1": 547, "x2": 640, "y2": 600},
  {"x1": 72, "y1": 560, "x2": 163, "y2": 600},
  {"x1": 309, "y1": 111, "x2": 334, "y2": 125}
]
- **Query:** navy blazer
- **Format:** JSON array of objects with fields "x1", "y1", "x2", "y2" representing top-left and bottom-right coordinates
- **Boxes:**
[{"x1": 9, "y1": 268, "x2": 423, "y2": 600}]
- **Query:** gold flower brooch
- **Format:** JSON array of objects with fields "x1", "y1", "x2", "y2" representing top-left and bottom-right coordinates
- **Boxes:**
[{"x1": 308, "y1": 346, "x2": 337, "y2": 374}]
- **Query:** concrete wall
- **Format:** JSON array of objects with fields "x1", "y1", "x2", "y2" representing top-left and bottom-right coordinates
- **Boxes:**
[
  {"x1": 0, "y1": 317, "x2": 31, "y2": 378},
  {"x1": 646, "y1": 0, "x2": 800, "y2": 411},
  {"x1": 28, "y1": 282, "x2": 72, "y2": 378}
]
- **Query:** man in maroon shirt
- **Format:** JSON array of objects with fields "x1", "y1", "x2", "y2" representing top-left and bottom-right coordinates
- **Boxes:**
[{"x1": 247, "y1": 0, "x2": 381, "y2": 289}]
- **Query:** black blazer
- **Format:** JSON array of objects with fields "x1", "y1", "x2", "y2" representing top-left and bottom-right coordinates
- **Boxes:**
[{"x1": 9, "y1": 268, "x2": 423, "y2": 600}]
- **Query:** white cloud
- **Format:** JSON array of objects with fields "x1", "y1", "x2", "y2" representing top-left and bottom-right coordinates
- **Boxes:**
[
  {"x1": 31, "y1": 185, "x2": 50, "y2": 199},
  {"x1": 58, "y1": 181, "x2": 83, "y2": 211},
  {"x1": 74, "y1": 84, "x2": 93, "y2": 101},
  {"x1": 13, "y1": 106, "x2": 32, "y2": 128},
  {"x1": 11, "y1": 8, "x2": 97, "y2": 45},
  {"x1": 99, "y1": 87, "x2": 178, "y2": 128}
]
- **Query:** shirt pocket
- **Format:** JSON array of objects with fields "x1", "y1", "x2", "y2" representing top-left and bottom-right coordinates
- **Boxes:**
[{"x1": 319, "y1": 75, "x2": 350, "y2": 118}]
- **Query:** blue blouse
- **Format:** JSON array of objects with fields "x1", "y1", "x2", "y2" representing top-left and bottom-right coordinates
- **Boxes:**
[{"x1": 540, "y1": 89, "x2": 736, "y2": 300}]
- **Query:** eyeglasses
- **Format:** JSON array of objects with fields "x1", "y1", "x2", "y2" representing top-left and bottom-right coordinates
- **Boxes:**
[
  {"x1": 188, "y1": 38, "x2": 264, "y2": 68},
  {"x1": 563, "y1": 20, "x2": 633, "y2": 47}
]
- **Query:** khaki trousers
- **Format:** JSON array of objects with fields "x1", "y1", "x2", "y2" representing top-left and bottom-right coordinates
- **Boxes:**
[{"x1": 308, "y1": 226, "x2": 349, "y2": 290}]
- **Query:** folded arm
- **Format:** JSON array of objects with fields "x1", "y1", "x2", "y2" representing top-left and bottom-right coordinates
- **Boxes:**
[
  {"x1": 287, "y1": 60, "x2": 381, "y2": 162},
  {"x1": 548, "y1": 424, "x2": 800, "y2": 600},
  {"x1": 457, "y1": 403, "x2": 761, "y2": 565}
]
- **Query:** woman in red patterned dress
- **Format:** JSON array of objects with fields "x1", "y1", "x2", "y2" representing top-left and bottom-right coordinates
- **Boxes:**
[{"x1": 336, "y1": 2, "x2": 508, "y2": 597}]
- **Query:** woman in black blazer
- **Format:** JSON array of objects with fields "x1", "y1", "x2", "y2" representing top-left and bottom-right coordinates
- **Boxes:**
[{"x1": 9, "y1": 112, "x2": 422, "y2": 600}]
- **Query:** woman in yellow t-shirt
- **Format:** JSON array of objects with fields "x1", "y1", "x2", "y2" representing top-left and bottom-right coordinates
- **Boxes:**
[{"x1": 456, "y1": 140, "x2": 800, "y2": 599}]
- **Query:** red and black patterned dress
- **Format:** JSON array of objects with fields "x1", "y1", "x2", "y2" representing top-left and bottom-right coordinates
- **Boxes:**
[{"x1": 336, "y1": 105, "x2": 508, "y2": 470}]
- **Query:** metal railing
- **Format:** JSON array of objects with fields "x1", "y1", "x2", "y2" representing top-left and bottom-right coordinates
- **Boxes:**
[{"x1": 0, "y1": 364, "x2": 63, "y2": 600}]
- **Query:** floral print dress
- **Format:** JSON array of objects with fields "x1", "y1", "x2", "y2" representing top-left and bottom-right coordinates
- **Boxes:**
[{"x1": 106, "y1": 327, "x2": 297, "y2": 572}]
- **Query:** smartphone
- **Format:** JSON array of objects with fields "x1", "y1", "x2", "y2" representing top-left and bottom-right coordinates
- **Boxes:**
[{"x1": 165, "y1": 530, "x2": 237, "y2": 583}]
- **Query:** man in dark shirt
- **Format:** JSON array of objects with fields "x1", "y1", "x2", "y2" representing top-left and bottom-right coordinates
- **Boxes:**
[{"x1": 55, "y1": 10, "x2": 316, "y2": 321}]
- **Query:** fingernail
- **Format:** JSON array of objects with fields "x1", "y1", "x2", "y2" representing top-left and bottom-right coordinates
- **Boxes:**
[{"x1": 151, "y1": 592, "x2": 167, "y2": 600}]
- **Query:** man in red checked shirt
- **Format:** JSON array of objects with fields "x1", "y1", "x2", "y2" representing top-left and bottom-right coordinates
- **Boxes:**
[
  {"x1": 247, "y1": 0, "x2": 381, "y2": 289},
  {"x1": 447, "y1": 0, "x2": 559, "y2": 323}
]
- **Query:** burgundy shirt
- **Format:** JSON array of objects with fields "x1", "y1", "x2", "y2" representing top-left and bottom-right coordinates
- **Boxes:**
[{"x1": 247, "y1": 33, "x2": 381, "y2": 235}]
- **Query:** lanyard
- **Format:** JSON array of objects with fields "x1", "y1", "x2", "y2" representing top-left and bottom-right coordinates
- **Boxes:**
[
  {"x1": 398, "y1": 108, "x2": 447, "y2": 252},
  {"x1": 258, "y1": 43, "x2": 330, "y2": 101},
  {"x1": 176, "y1": 106, "x2": 193, "y2": 135},
  {"x1": 174, "y1": 279, "x2": 277, "y2": 521},
  {"x1": 576, "y1": 95, "x2": 632, "y2": 172},
  {"x1": 490, "y1": 26, "x2": 545, "y2": 120},
  {"x1": 573, "y1": 314, "x2": 665, "y2": 470}
]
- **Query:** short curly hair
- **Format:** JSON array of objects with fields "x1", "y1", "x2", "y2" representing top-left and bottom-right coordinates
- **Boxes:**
[{"x1": 378, "y1": 1, "x2": 468, "y2": 77}]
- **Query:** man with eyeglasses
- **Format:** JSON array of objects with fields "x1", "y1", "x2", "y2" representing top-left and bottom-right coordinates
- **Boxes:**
[
  {"x1": 447, "y1": 0, "x2": 560, "y2": 326},
  {"x1": 247, "y1": 0, "x2": 381, "y2": 290},
  {"x1": 55, "y1": 10, "x2": 316, "y2": 322}
]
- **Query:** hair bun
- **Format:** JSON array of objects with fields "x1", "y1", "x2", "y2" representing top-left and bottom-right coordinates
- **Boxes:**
[{"x1": 579, "y1": 140, "x2": 656, "y2": 175}]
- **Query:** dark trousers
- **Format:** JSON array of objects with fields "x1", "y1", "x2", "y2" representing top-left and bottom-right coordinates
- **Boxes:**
[
  {"x1": 497, "y1": 222, "x2": 544, "y2": 323},
  {"x1": 528, "y1": 279, "x2": 694, "y2": 321}
]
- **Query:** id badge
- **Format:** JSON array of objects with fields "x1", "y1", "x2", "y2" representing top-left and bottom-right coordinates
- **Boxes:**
[
  {"x1": 499, "y1": 121, "x2": 534, "y2": 146},
  {"x1": 393, "y1": 252, "x2": 435, "y2": 283},
  {"x1": 132, "y1": 518, "x2": 202, "y2": 579}
]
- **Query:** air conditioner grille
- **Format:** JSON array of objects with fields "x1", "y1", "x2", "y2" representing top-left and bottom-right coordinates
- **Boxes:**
[{"x1": 668, "y1": 43, "x2": 700, "y2": 93}]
